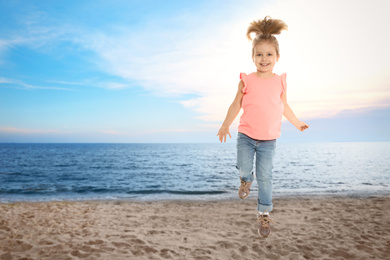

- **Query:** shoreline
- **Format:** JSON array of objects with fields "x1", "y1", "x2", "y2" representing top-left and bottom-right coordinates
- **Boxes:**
[
  {"x1": 1, "y1": 196, "x2": 390, "y2": 259},
  {"x1": 1, "y1": 191, "x2": 390, "y2": 204}
]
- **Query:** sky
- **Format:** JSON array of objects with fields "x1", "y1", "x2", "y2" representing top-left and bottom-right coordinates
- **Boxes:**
[{"x1": 0, "y1": 0, "x2": 389, "y2": 143}]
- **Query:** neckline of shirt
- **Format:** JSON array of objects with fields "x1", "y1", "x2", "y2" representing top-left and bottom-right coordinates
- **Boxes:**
[{"x1": 251, "y1": 72, "x2": 276, "y2": 79}]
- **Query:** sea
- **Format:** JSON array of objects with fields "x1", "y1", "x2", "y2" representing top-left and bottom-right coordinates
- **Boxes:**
[{"x1": 0, "y1": 142, "x2": 389, "y2": 203}]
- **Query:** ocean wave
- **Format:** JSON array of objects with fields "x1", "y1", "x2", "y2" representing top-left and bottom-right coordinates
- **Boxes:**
[{"x1": 125, "y1": 190, "x2": 227, "y2": 195}]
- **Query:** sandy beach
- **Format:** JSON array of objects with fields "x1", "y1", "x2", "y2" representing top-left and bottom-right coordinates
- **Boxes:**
[{"x1": 1, "y1": 196, "x2": 389, "y2": 260}]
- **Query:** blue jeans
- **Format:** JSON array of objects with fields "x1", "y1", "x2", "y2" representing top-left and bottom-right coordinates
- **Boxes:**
[{"x1": 236, "y1": 132, "x2": 276, "y2": 213}]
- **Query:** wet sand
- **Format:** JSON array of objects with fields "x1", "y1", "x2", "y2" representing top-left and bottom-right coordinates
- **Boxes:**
[{"x1": 1, "y1": 196, "x2": 389, "y2": 260}]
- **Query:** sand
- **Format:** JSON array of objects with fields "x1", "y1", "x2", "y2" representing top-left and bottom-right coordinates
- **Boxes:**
[{"x1": 0, "y1": 196, "x2": 389, "y2": 260}]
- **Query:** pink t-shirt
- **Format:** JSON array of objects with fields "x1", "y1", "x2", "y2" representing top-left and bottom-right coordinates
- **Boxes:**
[{"x1": 238, "y1": 72, "x2": 287, "y2": 140}]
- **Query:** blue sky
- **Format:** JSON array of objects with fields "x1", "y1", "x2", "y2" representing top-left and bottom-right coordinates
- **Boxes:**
[{"x1": 1, "y1": 0, "x2": 389, "y2": 143}]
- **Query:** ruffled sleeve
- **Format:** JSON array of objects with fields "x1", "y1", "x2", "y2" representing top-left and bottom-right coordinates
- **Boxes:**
[
  {"x1": 240, "y1": 72, "x2": 248, "y2": 93},
  {"x1": 281, "y1": 73, "x2": 287, "y2": 93}
]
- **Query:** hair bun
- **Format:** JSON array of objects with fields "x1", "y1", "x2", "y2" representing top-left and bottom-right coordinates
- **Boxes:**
[{"x1": 246, "y1": 16, "x2": 288, "y2": 40}]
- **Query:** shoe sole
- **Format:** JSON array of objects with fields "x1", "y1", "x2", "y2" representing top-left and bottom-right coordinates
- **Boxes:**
[
  {"x1": 258, "y1": 230, "x2": 270, "y2": 238},
  {"x1": 239, "y1": 192, "x2": 249, "y2": 199}
]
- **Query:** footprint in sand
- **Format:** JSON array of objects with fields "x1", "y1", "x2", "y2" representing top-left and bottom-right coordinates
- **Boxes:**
[{"x1": 86, "y1": 239, "x2": 104, "y2": 245}]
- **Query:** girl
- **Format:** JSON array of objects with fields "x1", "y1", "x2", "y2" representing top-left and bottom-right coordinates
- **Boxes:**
[{"x1": 216, "y1": 16, "x2": 309, "y2": 238}]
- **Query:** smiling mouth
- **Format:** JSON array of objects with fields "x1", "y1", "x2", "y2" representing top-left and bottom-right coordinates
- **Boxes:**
[{"x1": 260, "y1": 63, "x2": 270, "y2": 67}]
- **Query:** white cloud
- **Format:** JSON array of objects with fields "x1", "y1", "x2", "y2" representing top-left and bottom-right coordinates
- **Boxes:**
[
  {"x1": 75, "y1": 5, "x2": 255, "y2": 125},
  {"x1": 77, "y1": 0, "x2": 390, "y2": 125},
  {"x1": 0, "y1": 40, "x2": 9, "y2": 64},
  {"x1": 0, "y1": 126, "x2": 69, "y2": 135},
  {"x1": 46, "y1": 79, "x2": 132, "y2": 90},
  {"x1": 2, "y1": 0, "x2": 390, "y2": 128},
  {"x1": 0, "y1": 77, "x2": 75, "y2": 91},
  {"x1": 260, "y1": 0, "x2": 390, "y2": 117},
  {"x1": 0, "y1": 38, "x2": 25, "y2": 64}
]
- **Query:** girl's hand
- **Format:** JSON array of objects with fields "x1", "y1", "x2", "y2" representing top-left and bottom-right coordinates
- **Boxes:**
[
  {"x1": 217, "y1": 126, "x2": 232, "y2": 143},
  {"x1": 296, "y1": 121, "x2": 309, "y2": 132}
]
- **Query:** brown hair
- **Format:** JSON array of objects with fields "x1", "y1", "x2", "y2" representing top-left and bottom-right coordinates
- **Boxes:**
[{"x1": 246, "y1": 16, "x2": 288, "y2": 58}]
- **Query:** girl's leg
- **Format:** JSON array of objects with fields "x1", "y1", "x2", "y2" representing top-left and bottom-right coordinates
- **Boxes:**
[
  {"x1": 255, "y1": 139, "x2": 276, "y2": 213},
  {"x1": 236, "y1": 133, "x2": 256, "y2": 182}
]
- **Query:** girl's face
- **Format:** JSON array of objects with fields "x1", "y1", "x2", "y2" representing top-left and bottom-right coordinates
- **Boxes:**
[{"x1": 253, "y1": 41, "x2": 279, "y2": 75}]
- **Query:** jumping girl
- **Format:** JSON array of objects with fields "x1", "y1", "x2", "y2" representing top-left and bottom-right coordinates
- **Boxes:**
[{"x1": 217, "y1": 16, "x2": 309, "y2": 238}]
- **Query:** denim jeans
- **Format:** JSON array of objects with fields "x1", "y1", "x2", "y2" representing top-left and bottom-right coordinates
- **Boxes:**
[{"x1": 236, "y1": 132, "x2": 276, "y2": 213}]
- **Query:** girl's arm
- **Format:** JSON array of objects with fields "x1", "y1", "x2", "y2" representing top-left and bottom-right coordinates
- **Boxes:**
[
  {"x1": 217, "y1": 81, "x2": 244, "y2": 142},
  {"x1": 281, "y1": 92, "x2": 309, "y2": 132}
]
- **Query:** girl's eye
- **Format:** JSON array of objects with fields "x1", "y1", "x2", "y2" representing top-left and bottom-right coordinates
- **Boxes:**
[{"x1": 267, "y1": 53, "x2": 272, "y2": 56}]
